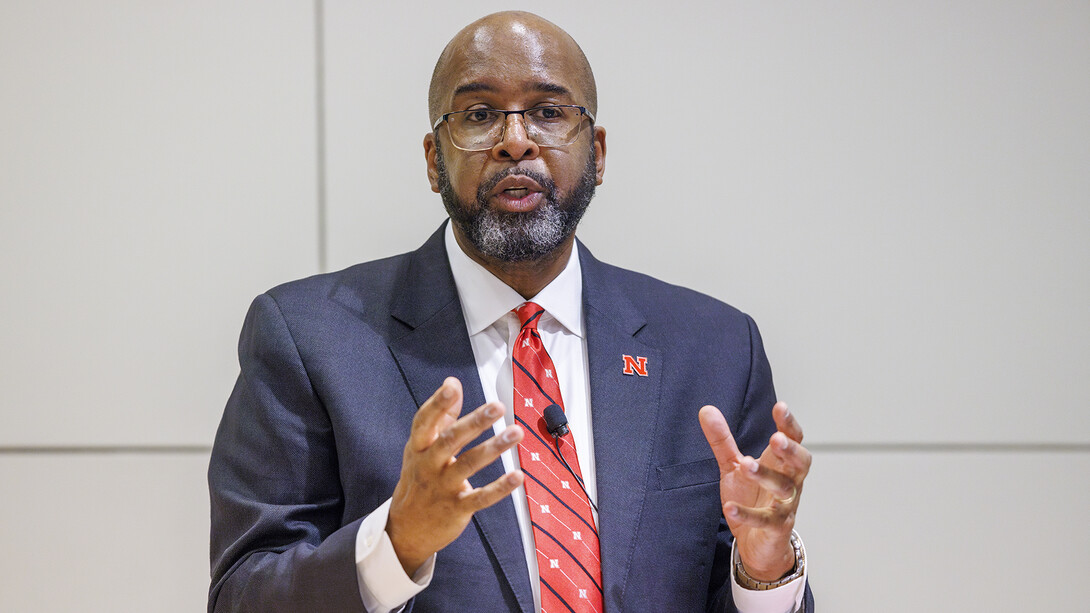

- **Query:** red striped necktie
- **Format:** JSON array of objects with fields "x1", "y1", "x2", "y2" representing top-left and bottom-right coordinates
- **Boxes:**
[{"x1": 512, "y1": 302, "x2": 604, "y2": 613}]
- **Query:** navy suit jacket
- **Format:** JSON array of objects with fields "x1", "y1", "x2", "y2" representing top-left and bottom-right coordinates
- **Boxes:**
[{"x1": 209, "y1": 226, "x2": 814, "y2": 612}]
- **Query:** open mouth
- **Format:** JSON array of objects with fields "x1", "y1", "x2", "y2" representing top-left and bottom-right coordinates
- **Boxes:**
[{"x1": 490, "y1": 175, "x2": 547, "y2": 211}]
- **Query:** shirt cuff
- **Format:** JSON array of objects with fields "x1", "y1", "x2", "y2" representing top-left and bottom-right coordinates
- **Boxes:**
[
  {"x1": 729, "y1": 534, "x2": 807, "y2": 613},
  {"x1": 355, "y1": 498, "x2": 435, "y2": 613}
]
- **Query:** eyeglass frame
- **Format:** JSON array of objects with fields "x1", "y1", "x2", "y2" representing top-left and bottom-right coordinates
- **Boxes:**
[{"x1": 431, "y1": 105, "x2": 596, "y2": 152}]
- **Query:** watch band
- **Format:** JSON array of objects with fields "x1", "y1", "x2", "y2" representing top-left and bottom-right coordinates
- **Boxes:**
[{"x1": 733, "y1": 530, "x2": 805, "y2": 591}]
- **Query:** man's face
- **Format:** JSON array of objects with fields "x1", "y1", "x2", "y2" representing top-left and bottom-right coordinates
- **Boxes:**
[{"x1": 425, "y1": 17, "x2": 606, "y2": 264}]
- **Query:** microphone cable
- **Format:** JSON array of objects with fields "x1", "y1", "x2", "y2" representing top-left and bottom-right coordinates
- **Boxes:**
[{"x1": 543, "y1": 404, "x2": 599, "y2": 515}]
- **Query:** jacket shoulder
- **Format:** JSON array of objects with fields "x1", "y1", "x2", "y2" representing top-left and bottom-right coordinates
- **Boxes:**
[{"x1": 263, "y1": 252, "x2": 411, "y2": 311}]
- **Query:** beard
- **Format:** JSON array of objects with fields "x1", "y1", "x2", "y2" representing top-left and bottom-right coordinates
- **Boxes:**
[{"x1": 435, "y1": 140, "x2": 597, "y2": 263}]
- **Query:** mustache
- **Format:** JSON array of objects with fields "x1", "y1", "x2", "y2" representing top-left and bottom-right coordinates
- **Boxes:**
[{"x1": 477, "y1": 168, "x2": 557, "y2": 203}]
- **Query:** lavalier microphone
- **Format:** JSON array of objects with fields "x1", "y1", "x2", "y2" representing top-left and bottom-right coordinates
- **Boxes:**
[
  {"x1": 543, "y1": 403, "x2": 569, "y2": 437},
  {"x1": 542, "y1": 403, "x2": 598, "y2": 514}
]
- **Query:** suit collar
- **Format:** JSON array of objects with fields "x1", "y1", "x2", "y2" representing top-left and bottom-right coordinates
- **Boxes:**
[
  {"x1": 578, "y1": 240, "x2": 647, "y2": 338},
  {"x1": 389, "y1": 224, "x2": 460, "y2": 332}
]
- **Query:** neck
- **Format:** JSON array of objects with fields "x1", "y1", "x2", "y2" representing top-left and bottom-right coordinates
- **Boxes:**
[{"x1": 452, "y1": 227, "x2": 575, "y2": 299}]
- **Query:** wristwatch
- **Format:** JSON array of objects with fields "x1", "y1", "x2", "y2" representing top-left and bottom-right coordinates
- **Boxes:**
[{"x1": 733, "y1": 530, "x2": 805, "y2": 591}]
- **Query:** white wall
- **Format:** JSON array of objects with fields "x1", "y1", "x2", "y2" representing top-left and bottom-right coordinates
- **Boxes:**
[{"x1": 1, "y1": 1, "x2": 1086, "y2": 610}]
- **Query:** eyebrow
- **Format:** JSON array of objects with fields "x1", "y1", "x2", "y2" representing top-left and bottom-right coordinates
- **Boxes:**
[
  {"x1": 452, "y1": 82, "x2": 495, "y2": 97},
  {"x1": 452, "y1": 81, "x2": 573, "y2": 99}
]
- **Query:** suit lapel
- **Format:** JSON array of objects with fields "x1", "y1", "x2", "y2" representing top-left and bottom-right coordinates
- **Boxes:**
[
  {"x1": 579, "y1": 244, "x2": 661, "y2": 609},
  {"x1": 387, "y1": 226, "x2": 533, "y2": 613}
]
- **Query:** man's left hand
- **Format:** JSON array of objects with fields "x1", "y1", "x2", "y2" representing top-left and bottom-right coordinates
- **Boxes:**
[{"x1": 698, "y1": 402, "x2": 811, "y2": 582}]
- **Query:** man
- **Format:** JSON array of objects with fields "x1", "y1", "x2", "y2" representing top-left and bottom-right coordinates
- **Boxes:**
[{"x1": 210, "y1": 11, "x2": 813, "y2": 613}]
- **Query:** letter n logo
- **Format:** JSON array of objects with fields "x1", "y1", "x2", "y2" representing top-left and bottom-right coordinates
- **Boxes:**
[{"x1": 621, "y1": 354, "x2": 648, "y2": 376}]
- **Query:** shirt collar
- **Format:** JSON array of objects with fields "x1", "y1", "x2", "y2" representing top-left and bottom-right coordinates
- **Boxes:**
[{"x1": 444, "y1": 222, "x2": 584, "y2": 337}]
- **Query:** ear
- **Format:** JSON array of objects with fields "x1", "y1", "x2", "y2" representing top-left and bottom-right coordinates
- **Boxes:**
[
  {"x1": 592, "y1": 125, "x2": 607, "y2": 186},
  {"x1": 424, "y1": 132, "x2": 441, "y2": 193}
]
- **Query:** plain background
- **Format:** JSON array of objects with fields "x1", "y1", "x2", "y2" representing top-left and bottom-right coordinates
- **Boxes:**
[{"x1": 1, "y1": 1, "x2": 1087, "y2": 610}]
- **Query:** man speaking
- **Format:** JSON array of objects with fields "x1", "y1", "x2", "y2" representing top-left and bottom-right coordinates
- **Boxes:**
[{"x1": 209, "y1": 11, "x2": 814, "y2": 613}]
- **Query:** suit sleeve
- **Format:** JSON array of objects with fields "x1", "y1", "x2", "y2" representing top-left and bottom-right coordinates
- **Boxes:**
[
  {"x1": 208, "y1": 293, "x2": 366, "y2": 612},
  {"x1": 706, "y1": 314, "x2": 815, "y2": 613}
]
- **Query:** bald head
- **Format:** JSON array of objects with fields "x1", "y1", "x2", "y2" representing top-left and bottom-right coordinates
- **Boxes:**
[{"x1": 428, "y1": 11, "x2": 597, "y2": 125}]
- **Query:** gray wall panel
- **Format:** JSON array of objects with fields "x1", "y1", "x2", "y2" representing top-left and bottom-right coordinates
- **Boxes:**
[
  {"x1": 0, "y1": 1, "x2": 321, "y2": 446},
  {"x1": 321, "y1": 0, "x2": 453, "y2": 268},
  {"x1": 795, "y1": 449, "x2": 1089, "y2": 611},
  {"x1": 0, "y1": 453, "x2": 209, "y2": 612}
]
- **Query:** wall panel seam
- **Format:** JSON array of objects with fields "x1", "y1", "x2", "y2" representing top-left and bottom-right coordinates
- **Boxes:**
[
  {"x1": 807, "y1": 443, "x2": 1090, "y2": 453},
  {"x1": 314, "y1": 0, "x2": 328, "y2": 272},
  {"x1": 0, "y1": 446, "x2": 214, "y2": 454}
]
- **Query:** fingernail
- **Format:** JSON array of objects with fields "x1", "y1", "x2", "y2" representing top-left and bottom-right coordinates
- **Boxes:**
[
  {"x1": 502, "y1": 426, "x2": 520, "y2": 442},
  {"x1": 777, "y1": 435, "x2": 790, "y2": 451},
  {"x1": 746, "y1": 458, "x2": 759, "y2": 473},
  {"x1": 440, "y1": 386, "x2": 452, "y2": 400},
  {"x1": 726, "y1": 504, "x2": 739, "y2": 518},
  {"x1": 485, "y1": 404, "x2": 501, "y2": 418}
]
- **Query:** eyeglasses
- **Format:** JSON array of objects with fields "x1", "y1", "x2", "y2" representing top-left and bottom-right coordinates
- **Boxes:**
[{"x1": 432, "y1": 105, "x2": 595, "y2": 151}]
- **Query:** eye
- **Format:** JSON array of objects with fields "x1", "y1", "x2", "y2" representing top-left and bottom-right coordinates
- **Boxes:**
[
  {"x1": 534, "y1": 106, "x2": 565, "y2": 121},
  {"x1": 463, "y1": 109, "x2": 496, "y2": 124}
]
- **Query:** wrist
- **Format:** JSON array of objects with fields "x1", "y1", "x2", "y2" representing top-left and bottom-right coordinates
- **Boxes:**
[
  {"x1": 386, "y1": 515, "x2": 429, "y2": 576},
  {"x1": 742, "y1": 547, "x2": 794, "y2": 582},
  {"x1": 734, "y1": 531, "x2": 805, "y2": 590}
]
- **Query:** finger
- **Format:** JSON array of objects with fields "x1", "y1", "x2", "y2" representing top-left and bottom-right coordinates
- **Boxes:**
[
  {"x1": 768, "y1": 432, "x2": 813, "y2": 482},
  {"x1": 699, "y1": 405, "x2": 742, "y2": 474},
  {"x1": 772, "y1": 402, "x2": 804, "y2": 444},
  {"x1": 429, "y1": 401, "x2": 506, "y2": 463},
  {"x1": 451, "y1": 424, "x2": 524, "y2": 482},
  {"x1": 408, "y1": 377, "x2": 464, "y2": 452},
  {"x1": 739, "y1": 456, "x2": 797, "y2": 502},
  {"x1": 724, "y1": 500, "x2": 795, "y2": 529},
  {"x1": 459, "y1": 470, "x2": 525, "y2": 512}
]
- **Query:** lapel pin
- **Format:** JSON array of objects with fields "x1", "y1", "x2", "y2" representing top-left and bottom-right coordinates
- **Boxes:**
[{"x1": 621, "y1": 354, "x2": 649, "y2": 376}]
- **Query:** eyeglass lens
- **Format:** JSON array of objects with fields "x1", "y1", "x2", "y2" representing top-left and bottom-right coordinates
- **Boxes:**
[{"x1": 447, "y1": 106, "x2": 586, "y2": 150}]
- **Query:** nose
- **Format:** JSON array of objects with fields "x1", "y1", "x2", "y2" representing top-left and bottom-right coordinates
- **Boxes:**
[{"x1": 491, "y1": 112, "x2": 540, "y2": 161}]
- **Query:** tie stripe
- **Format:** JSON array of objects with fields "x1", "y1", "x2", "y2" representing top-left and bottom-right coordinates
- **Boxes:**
[
  {"x1": 512, "y1": 414, "x2": 571, "y2": 469},
  {"x1": 513, "y1": 302, "x2": 604, "y2": 613},
  {"x1": 539, "y1": 579, "x2": 580, "y2": 613},
  {"x1": 520, "y1": 308, "x2": 545, "y2": 329},
  {"x1": 523, "y1": 472, "x2": 599, "y2": 535},
  {"x1": 531, "y1": 522, "x2": 603, "y2": 589},
  {"x1": 513, "y1": 358, "x2": 561, "y2": 405}
]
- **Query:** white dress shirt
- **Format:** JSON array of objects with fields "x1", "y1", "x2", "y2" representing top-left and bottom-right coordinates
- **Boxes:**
[{"x1": 353, "y1": 224, "x2": 805, "y2": 613}]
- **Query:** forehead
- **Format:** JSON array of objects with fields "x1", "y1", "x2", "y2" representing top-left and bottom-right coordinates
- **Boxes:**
[{"x1": 438, "y1": 20, "x2": 588, "y2": 107}]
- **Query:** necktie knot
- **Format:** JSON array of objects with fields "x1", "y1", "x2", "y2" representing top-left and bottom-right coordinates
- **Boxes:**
[{"x1": 515, "y1": 302, "x2": 545, "y2": 330}]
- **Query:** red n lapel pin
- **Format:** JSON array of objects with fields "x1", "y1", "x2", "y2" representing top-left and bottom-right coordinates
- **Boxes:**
[{"x1": 621, "y1": 354, "x2": 648, "y2": 376}]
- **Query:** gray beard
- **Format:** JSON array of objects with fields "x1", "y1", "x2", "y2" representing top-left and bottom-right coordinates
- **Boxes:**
[{"x1": 436, "y1": 140, "x2": 597, "y2": 263}]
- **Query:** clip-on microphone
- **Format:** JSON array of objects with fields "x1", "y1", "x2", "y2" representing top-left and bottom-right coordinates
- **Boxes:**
[{"x1": 543, "y1": 404, "x2": 598, "y2": 514}]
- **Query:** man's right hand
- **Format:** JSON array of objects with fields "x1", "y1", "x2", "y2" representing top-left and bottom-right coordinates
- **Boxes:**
[{"x1": 387, "y1": 377, "x2": 524, "y2": 575}]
